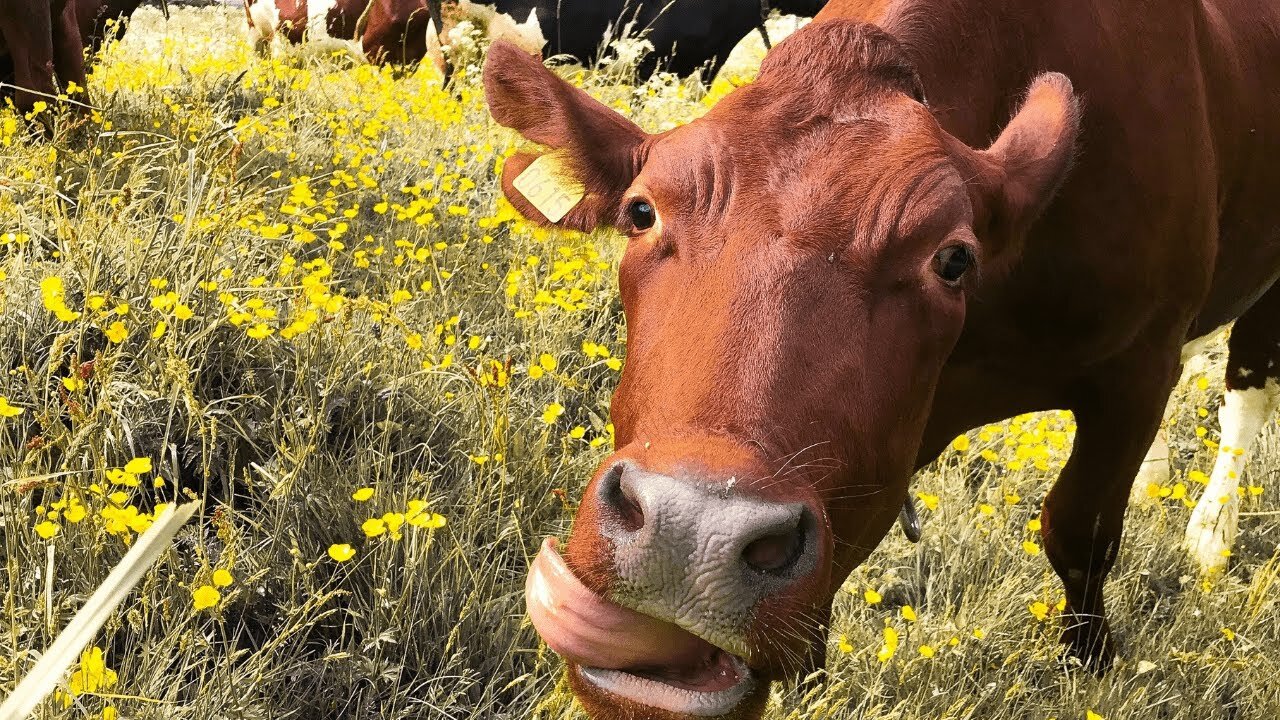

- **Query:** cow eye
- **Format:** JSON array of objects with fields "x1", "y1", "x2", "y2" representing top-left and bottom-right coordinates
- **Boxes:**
[
  {"x1": 627, "y1": 200, "x2": 655, "y2": 231},
  {"x1": 932, "y1": 245, "x2": 974, "y2": 285}
]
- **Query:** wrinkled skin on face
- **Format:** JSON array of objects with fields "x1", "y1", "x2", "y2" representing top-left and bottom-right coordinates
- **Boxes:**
[{"x1": 488, "y1": 19, "x2": 1078, "y2": 719}]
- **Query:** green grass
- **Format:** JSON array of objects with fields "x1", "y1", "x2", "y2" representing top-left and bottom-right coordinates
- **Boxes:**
[{"x1": 0, "y1": 7, "x2": 1277, "y2": 719}]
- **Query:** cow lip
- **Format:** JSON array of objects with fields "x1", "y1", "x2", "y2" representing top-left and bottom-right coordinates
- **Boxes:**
[
  {"x1": 527, "y1": 537, "x2": 757, "y2": 714},
  {"x1": 577, "y1": 651, "x2": 756, "y2": 717}
]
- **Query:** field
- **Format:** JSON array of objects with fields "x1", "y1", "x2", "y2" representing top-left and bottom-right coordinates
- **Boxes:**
[{"x1": 1, "y1": 6, "x2": 1278, "y2": 719}]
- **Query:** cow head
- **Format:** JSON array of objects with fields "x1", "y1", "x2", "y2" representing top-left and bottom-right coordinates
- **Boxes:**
[{"x1": 486, "y1": 19, "x2": 1079, "y2": 719}]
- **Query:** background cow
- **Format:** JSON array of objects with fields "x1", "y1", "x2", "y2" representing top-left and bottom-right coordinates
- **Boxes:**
[
  {"x1": 0, "y1": 0, "x2": 86, "y2": 114},
  {"x1": 0, "y1": 0, "x2": 154, "y2": 115},
  {"x1": 243, "y1": 0, "x2": 372, "y2": 57},
  {"x1": 438, "y1": 0, "x2": 828, "y2": 78},
  {"x1": 77, "y1": 0, "x2": 165, "y2": 56},
  {"x1": 245, "y1": 0, "x2": 828, "y2": 80}
]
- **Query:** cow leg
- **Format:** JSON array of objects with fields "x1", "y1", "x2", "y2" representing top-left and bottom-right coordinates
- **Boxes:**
[
  {"x1": 1042, "y1": 348, "x2": 1180, "y2": 669},
  {"x1": 1185, "y1": 289, "x2": 1280, "y2": 572},
  {"x1": 51, "y1": 0, "x2": 86, "y2": 95},
  {"x1": 0, "y1": 2, "x2": 56, "y2": 115},
  {"x1": 1131, "y1": 329, "x2": 1224, "y2": 502}
]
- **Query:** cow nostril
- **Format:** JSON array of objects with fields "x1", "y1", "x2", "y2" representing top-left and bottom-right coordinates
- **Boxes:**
[
  {"x1": 599, "y1": 463, "x2": 645, "y2": 532},
  {"x1": 616, "y1": 481, "x2": 645, "y2": 531},
  {"x1": 742, "y1": 526, "x2": 805, "y2": 574}
]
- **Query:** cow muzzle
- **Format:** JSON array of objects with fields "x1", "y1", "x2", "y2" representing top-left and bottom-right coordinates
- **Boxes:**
[{"x1": 526, "y1": 459, "x2": 823, "y2": 716}]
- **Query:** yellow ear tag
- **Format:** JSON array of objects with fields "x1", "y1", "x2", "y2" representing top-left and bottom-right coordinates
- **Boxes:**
[{"x1": 512, "y1": 153, "x2": 585, "y2": 224}]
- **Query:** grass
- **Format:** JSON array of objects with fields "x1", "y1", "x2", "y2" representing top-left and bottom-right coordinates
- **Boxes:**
[{"x1": 0, "y1": 6, "x2": 1276, "y2": 719}]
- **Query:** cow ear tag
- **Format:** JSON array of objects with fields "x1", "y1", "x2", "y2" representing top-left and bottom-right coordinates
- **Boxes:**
[{"x1": 512, "y1": 152, "x2": 585, "y2": 223}]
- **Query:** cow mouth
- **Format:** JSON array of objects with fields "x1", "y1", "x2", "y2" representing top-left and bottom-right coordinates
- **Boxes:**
[{"x1": 526, "y1": 537, "x2": 756, "y2": 715}]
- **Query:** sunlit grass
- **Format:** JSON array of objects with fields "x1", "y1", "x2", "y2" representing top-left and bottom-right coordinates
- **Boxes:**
[{"x1": 0, "y1": 7, "x2": 1276, "y2": 719}]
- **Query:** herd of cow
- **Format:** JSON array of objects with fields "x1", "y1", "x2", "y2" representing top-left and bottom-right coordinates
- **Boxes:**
[{"x1": 0, "y1": 0, "x2": 829, "y2": 116}]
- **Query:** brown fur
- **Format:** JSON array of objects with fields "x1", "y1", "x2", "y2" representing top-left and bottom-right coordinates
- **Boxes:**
[
  {"x1": 0, "y1": 0, "x2": 86, "y2": 114},
  {"x1": 486, "y1": 0, "x2": 1280, "y2": 717}
]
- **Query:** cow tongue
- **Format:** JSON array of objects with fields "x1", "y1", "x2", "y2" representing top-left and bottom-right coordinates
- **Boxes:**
[{"x1": 526, "y1": 537, "x2": 715, "y2": 673}]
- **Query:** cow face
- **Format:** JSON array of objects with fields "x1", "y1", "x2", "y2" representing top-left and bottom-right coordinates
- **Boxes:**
[{"x1": 487, "y1": 19, "x2": 1078, "y2": 719}]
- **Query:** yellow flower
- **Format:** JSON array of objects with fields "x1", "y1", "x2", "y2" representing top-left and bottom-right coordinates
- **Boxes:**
[
  {"x1": 152, "y1": 321, "x2": 167, "y2": 339},
  {"x1": 1026, "y1": 517, "x2": 1042, "y2": 532},
  {"x1": 538, "y1": 353, "x2": 558, "y2": 372},
  {"x1": 1021, "y1": 540, "x2": 1041, "y2": 555},
  {"x1": 876, "y1": 626, "x2": 898, "y2": 662},
  {"x1": 328, "y1": 543, "x2": 356, "y2": 562},
  {"x1": 212, "y1": 569, "x2": 234, "y2": 587},
  {"x1": 62, "y1": 376, "x2": 84, "y2": 392},
  {"x1": 34, "y1": 520, "x2": 60, "y2": 539},
  {"x1": 106, "y1": 469, "x2": 139, "y2": 487},
  {"x1": 382, "y1": 512, "x2": 406, "y2": 539},
  {"x1": 103, "y1": 706, "x2": 118, "y2": 720},
  {"x1": 951, "y1": 435, "x2": 970, "y2": 452},
  {"x1": 407, "y1": 499, "x2": 447, "y2": 528},
  {"x1": 541, "y1": 402, "x2": 565, "y2": 425},
  {"x1": 972, "y1": 627, "x2": 986, "y2": 639},
  {"x1": 66, "y1": 647, "x2": 117, "y2": 698},
  {"x1": 192, "y1": 585, "x2": 221, "y2": 611},
  {"x1": 124, "y1": 457, "x2": 152, "y2": 474},
  {"x1": 837, "y1": 634, "x2": 853, "y2": 653},
  {"x1": 1221, "y1": 627, "x2": 1236, "y2": 641},
  {"x1": 901, "y1": 605, "x2": 917, "y2": 622},
  {"x1": 352, "y1": 487, "x2": 375, "y2": 502},
  {"x1": 0, "y1": 396, "x2": 24, "y2": 417},
  {"x1": 1028, "y1": 601, "x2": 1049, "y2": 621},
  {"x1": 918, "y1": 644, "x2": 936, "y2": 658},
  {"x1": 104, "y1": 321, "x2": 129, "y2": 343},
  {"x1": 916, "y1": 492, "x2": 939, "y2": 511},
  {"x1": 362, "y1": 518, "x2": 387, "y2": 538},
  {"x1": 863, "y1": 589, "x2": 882, "y2": 605},
  {"x1": 1086, "y1": 712, "x2": 1105, "y2": 720}
]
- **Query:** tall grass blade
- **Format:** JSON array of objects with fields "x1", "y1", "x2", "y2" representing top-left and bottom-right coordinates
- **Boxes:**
[{"x1": 0, "y1": 503, "x2": 199, "y2": 720}]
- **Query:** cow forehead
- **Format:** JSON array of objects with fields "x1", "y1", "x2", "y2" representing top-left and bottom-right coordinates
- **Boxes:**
[{"x1": 638, "y1": 108, "x2": 969, "y2": 253}]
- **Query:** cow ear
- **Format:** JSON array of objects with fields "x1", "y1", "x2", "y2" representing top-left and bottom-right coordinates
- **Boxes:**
[
  {"x1": 484, "y1": 40, "x2": 648, "y2": 231},
  {"x1": 959, "y1": 73, "x2": 1081, "y2": 266}
]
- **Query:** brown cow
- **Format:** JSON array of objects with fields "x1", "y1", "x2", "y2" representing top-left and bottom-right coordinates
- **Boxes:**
[
  {"x1": 76, "y1": 0, "x2": 164, "y2": 56},
  {"x1": 0, "y1": 0, "x2": 153, "y2": 116},
  {"x1": 243, "y1": 0, "x2": 371, "y2": 56},
  {"x1": 0, "y1": 0, "x2": 87, "y2": 114},
  {"x1": 243, "y1": 0, "x2": 454, "y2": 64},
  {"x1": 486, "y1": 0, "x2": 1280, "y2": 717}
]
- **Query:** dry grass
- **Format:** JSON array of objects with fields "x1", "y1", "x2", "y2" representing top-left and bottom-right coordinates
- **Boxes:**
[{"x1": 0, "y1": 7, "x2": 1276, "y2": 719}]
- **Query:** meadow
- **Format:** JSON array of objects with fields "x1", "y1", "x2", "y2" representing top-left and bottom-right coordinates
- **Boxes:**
[{"x1": 0, "y1": 6, "x2": 1277, "y2": 719}]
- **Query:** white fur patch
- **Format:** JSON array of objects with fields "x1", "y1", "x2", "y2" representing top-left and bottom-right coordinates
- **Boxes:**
[
  {"x1": 1185, "y1": 378, "x2": 1280, "y2": 570},
  {"x1": 457, "y1": 1, "x2": 547, "y2": 54},
  {"x1": 246, "y1": 0, "x2": 281, "y2": 46},
  {"x1": 306, "y1": 0, "x2": 337, "y2": 41}
]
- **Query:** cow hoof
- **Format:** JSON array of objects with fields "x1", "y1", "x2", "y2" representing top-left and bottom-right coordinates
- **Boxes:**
[{"x1": 1061, "y1": 618, "x2": 1115, "y2": 673}]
